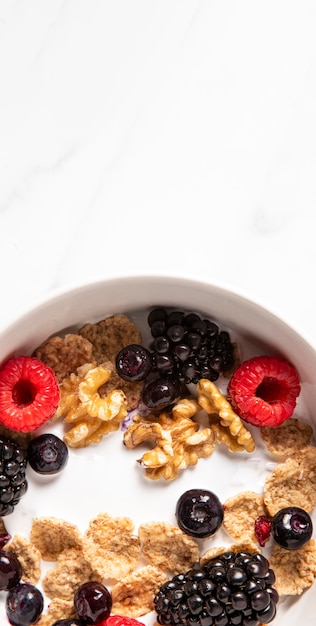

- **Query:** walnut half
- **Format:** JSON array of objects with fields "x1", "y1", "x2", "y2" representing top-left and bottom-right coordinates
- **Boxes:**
[{"x1": 123, "y1": 399, "x2": 215, "y2": 480}]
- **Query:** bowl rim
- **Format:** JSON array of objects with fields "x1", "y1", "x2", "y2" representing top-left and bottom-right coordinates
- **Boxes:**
[{"x1": 0, "y1": 272, "x2": 315, "y2": 353}]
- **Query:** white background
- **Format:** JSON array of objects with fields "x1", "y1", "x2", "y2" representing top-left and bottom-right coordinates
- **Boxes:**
[{"x1": 0, "y1": 0, "x2": 316, "y2": 346}]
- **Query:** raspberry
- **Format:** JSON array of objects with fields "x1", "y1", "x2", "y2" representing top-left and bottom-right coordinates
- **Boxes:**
[
  {"x1": 101, "y1": 616, "x2": 145, "y2": 626},
  {"x1": 255, "y1": 515, "x2": 272, "y2": 547},
  {"x1": 227, "y1": 355, "x2": 300, "y2": 427},
  {"x1": 0, "y1": 356, "x2": 60, "y2": 433}
]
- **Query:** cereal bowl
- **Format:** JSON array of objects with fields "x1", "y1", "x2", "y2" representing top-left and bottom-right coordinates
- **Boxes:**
[{"x1": 0, "y1": 274, "x2": 315, "y2": 626}]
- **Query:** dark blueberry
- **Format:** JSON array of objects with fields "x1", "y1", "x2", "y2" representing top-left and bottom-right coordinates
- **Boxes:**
[
  {"x1": 176, "y1": 489, "x2": 223, "y2": 538},
  {"x1": 6, "y1": 582, "x2": 44, "y2": 626},
  {"x1": 74, "y1": 581, "x2": 112, "y2": 624},
  {"x1": 27, "y1": 434, "x2": 68, "y2": 475},
  {"x1": 272, "y1": 506, "x2": 313, "y2": 550},
  {"x1": 148, "y1": 308, "x2": 168, "y2": 327},
  {"x1": 116, "y1": 344, "x2": 153, "y2": 382},
  {"x1": 0, "y1": 550, "x2": 22, "y2": 590},
  {"x1": 142, "y1": 377, "x2": 181, "y2": 411}
]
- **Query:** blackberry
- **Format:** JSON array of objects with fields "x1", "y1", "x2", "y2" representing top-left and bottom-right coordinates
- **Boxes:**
[
  {"x1": 154, "y1": 551, "x2": 278, "y2": 626},
  {"x1": 0, "y1": 436, "x2": 28, "y2": 516},
  {"x1": 148, "y1": 308, "x2": 236, "y2": 385}
]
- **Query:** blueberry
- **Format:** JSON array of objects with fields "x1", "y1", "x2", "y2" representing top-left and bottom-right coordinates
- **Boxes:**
[
  {"x1": 27, "y1": 434, "x2": 68, "y2": 475},
  {"x1": 142, "y1": 377, "x2": 181, "y2": 411},
  {"x1": 272, "y1": 506, "x2": 313, "y2": 549},
  {"x1": 0, "y1": 550, "x2": 22, "y2": 590},
  {"x1": 176, "y1": 489, "x2": 224, "y2": 538},
  {"x1": 115, "y1": 344, "x2": 153, "y2": 382},
  {"x1": 6, "y1": 582, "x2": 44, "y2": 626},
  {"x1": 74, "y1": 581, "x2": 112, "y2": 624}
]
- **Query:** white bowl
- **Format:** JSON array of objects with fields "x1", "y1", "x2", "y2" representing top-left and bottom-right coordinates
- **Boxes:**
[{"x1": 0, "y1": 274, "x2": 316, "y2": 626}]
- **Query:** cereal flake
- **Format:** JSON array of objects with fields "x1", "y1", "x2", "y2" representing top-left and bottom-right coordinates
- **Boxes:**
[
  {"x1": 6, "y1": 534, "x2": 41, "y2": 584},
  {"x1": 139, "y1": 521, "x2": 199, "y2": 574},
  {"x1": 83, "y1": 513, "x2": 140, "y2": 580},
  {"x1": 261, "y1": 418, "x2": 313, "y2": 457},
  {"x1": 33, "y1": 333, "x2": 95, "y2": 383},
  {"x1": 223, "y1": 491, "x2": 267, "y2": 544},
  {"x1": 30, "y1": 517, "x2": 82, "y2": 561},
  {"x1": 269, "y1": 539, "x2": 316, "y2": 595},
  {"x1": 78, "y1": 315, "x2": 142, "y2": 364},
  {"x1": 43, "y1": 547, "x2": 94, "y2": 601},
  {"x1": 263, "y1": 447, "x2": 316, "y2": 515},
  {"x1": 111, "y1": 565, "x2": 169, "y2": 617}
]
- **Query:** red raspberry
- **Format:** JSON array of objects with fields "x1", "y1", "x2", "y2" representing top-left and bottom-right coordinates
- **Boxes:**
[
  {"x1": 0, "y1": 356, "x2": 60, "y2": 433},
  {"x1": 227, "y1": 355, "x2": 300, "y2": 427},
  {"x1": 99, "y1": 617, "x2": 145, "y2": 626}
]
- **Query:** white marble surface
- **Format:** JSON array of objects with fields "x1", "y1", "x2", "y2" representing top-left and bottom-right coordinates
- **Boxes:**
[{"x1": 1, "y1": 0, "x2": 316, "y2": 347}]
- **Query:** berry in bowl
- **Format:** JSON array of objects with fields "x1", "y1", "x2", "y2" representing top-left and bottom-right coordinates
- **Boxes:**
[{"x1": 0, "y1": 274, "x2": 315, "y2": 626}]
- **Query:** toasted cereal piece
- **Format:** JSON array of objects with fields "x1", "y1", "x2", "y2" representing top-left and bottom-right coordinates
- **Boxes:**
[
  {"x1": 78, "y1": 315, "x2": 142, "y2": 364},
  {"x1": 37, "y1": 598, "x2": 76, "y2": 626},
  {"x1": 223, "y1": 491, "x2": 267, "y2": 544},
  {"x1": 261, "y1": 418, "x2": 313, "y2": 457},
  {"x1": 111, "y1": 565, "x2": 169, "y2": 617},
  {"x1": 197, "y1": 379, "x2": 255, "y2": 453},
  {"x1": 43, "y1": 547, "x2": 94, "y2": 600},
  {"x1": 269, "y1": 539, "x2": 316, "y2": 595},
  {"x1": 200, "y1": 541, "x2": 260, "y2": 568},
  {"x1": 83, "y1": 513, "x2": 140, "y2": 580},
  {"x1": 138, "y1": 521, "x2": 199, "y2": 574},
  {"x1": 99, "y1": 361, "x2": 144, "y2": 411},
  {"x1": 263, "y1": 447, "x2": 316, "y2": 516},
  {"x1": 33, "y1": 334, "x2": 95, "y2": 383},
  {"x1": 6, "y1": 534, "x2": 41, "y2": 584},
  {"x1": 30, "y1": 517, "x2": 82, "y2": 561}
]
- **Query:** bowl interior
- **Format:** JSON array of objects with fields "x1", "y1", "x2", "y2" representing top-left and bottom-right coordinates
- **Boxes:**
[{"x1": 1, "y1": 275, "x2": 316, "y2": 625}]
